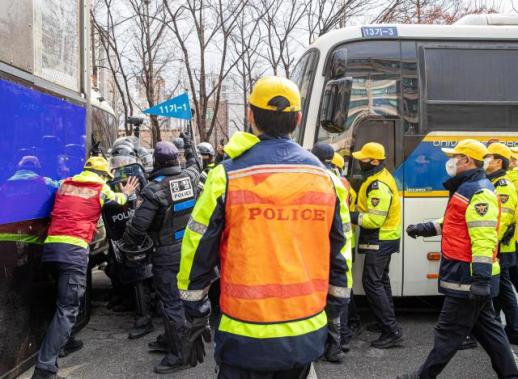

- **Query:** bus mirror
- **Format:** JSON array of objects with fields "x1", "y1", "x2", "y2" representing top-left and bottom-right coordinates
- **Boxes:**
[
  {"x1": 319, "y1": 77, "x2": 353, "y2": 134},
  {"x1": 329, "y1": 48, "x2": 347, "y2": 79}
]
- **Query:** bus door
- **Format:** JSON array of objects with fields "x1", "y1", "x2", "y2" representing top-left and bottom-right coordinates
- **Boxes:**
[{"x1": 348, "y1": 118, "x2": 404, "y2": 296}]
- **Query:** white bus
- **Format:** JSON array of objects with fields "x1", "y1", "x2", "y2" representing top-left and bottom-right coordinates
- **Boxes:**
[{"x1": 291, "y1": 14, "x2": 518, "y2": 296}]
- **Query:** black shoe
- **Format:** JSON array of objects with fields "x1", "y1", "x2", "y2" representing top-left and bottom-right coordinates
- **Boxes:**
[
  {"x1": 365, "y1": 322, "x2": 382, "y2": 333},
  {"x1": 458, "y1": 335, "x2": 478, "y2": 350},
  {"x1": 341, "y1": 342, "x2": 351, "y2": 353},
  {"x1": 58, "y1": 337, "x2": 83, "y2": 358},
  {"x1": 148, "y1": 334, "x2": 169, "y2": 353},
  {"x1": 31, "y1": 368, "x2": 65, "y2": 379},
  {"x1": 397, "y1": 373, "x2": 419, "y2": 379},
  {"x1": 324, "y1": 349, "x2": 346, "y2": 363},
  {"x1": 371, "y1": 329, "x2": 404, "y2": 349},
  {"x1": 128, "y1": 316, "x2": 154, "y2": 339},
  {"x1": 349, "y1": 322, "x2": 362, "y2": 337},
  {"x1": 154, "y1": 353, "x2": 189, "y2": 374}
]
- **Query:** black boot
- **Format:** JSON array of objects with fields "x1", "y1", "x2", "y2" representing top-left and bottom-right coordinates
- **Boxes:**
[
  {"x1": 128, "y1": 315, "x2": 154, "y2": 339},
  {"x1": 154, "y1": 303, "x2": 190, "y2": 374},
  {"x1": 148, "y1": 333, "x2": 169, "y2": 353},
  {"x1": 128, "y1": 281, "x2": 154, "y2": 339},
  {"x1": 31, "y1": 368, "x2": 65, "y2": 379},
  {"x1": 59, "y1": 336, "x2": 84, "y2": 358},
  {"x1": 371, "y1": 328, "x2": 404, "y2": 349},
  {"x1": 324, "y1": 317, "x2": 346, "y2": 363}
]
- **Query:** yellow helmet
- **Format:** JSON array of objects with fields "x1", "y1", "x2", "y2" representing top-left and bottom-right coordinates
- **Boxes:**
[
  {"x1": 510, "y1": 147, "x2": 518, "y2": 161},
  {"x1": 84, "y1": 156, "x2": 113, "y2": 179},
  {"x1": 249, "y1": 76, "x2": 301, "y2": 112},
  {"x1": 352, "y1": 142, "x2": 386, "y2": 161},
  {"x1": 486, "y1": 142, "x2": 512, "y2": 161},
  {"x1": 331, "y1": 153, "x2": 345, "y2": 170},
  {"x1": 441, "y1": 139, "x2": 487, "y2": 162}
]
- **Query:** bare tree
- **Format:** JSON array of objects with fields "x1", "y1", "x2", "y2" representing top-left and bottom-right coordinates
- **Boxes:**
[
  {"x1": 128, "y1": 0, "x2": 172, "y2": 146},
  {"x1": 373, "y1": 0, "x2": 501, "y2": 24},
  {"x1": 164, "y1": 0, "x2": 249, "y2": 142},
  {"x1": 229, "y1": 3, "x2": 270, "y2": 128},
  {"x1": 91, "y1": 0, "x2": 136, "y2": 135},
  {"x1": 258, "y1": 0, "x2": 310, "y2": 78},
  {"x1": 306, "y1": 0, "x2": 373, "y2": 44}
]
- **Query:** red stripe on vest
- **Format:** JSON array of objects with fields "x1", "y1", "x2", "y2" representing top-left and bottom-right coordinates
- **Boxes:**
[{"x1": 221, "y1": 279, "x2": 328, "y2": 300}]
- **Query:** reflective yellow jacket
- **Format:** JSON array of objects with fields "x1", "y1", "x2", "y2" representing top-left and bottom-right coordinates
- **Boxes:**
[{"x1": 352, "y1": 166, "x2": 401, "y2": 254}]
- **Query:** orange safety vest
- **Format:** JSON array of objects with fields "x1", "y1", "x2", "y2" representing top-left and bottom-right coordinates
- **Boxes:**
[{"x1": 219, "y1": 164, "x2": 337, "y2": 323}]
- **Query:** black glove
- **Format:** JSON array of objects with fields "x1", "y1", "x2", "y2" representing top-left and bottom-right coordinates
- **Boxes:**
[
  {"x1": 406, "y1": 222, "x2": 436, "y2": 239},
  {"x1": 187, "y1": 315, "x2": 211, "y2": 367},
  {"x1": 501, "y1": 224, "x2": 515, "y2": 246},
  {"x1": 180, "y1": 132, "x2": 192, "y2": 150},
  {"x1": 469, "y1": 282, "x2": 491, "y2": 302}
]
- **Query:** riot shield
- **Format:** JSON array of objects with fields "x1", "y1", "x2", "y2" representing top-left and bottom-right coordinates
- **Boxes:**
[{"x1": 102, "y1": 163, "x2": 152, "y2": 284}]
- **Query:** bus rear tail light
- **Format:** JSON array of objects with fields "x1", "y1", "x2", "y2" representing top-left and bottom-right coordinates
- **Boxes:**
[
  {"x1": 427, "y1": 252, "x2": 441, "y2": 261},
  {"x1": 427, "y1": 274, "x2": 439, "y2": 279}
]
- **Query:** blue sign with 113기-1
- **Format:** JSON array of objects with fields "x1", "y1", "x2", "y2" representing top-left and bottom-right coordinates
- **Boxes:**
[{"x1": 361, "y1": 26, "x2": 398, "y2": 38}]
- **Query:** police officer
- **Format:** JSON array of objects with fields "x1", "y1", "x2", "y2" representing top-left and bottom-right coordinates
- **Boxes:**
[
  {"x1": 177, "y1": 76, "x2": 351, "y2": 378},
  {"x1": 32, "y1": 157, "x2": 138, "y2": 379},
  {"x1": 401, "y1": 139, "x2": 518, "y2": 379},
  {"x1": 485, "y1": 142, "x2": 518, "y2": 344},
  {"x1": 311, "y1": 143, "x2": 353, "y2": 362},
  {"x1": 330, "y1": 152, "x2": 361, "y2": 350},
  {"x1": 508, "y1": 147, "x2": 518, "y2": 291},
  {"x1": 197, "y1": 142, "x2": 216, "y2": 172},
  {"x1": 122, "y1": 141, "x2": 200, "y2": 374},
  {"x1": 350, "y1": 142, "x2": 403, "y2": 348}
]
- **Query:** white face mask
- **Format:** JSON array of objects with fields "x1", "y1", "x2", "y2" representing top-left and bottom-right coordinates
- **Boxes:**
[
  {"x1": 445, "y1": 157, "x2": 458, "y2": 177},
  {"x1": 483, "y1": 157, "x2": 492, "y2": 172}
]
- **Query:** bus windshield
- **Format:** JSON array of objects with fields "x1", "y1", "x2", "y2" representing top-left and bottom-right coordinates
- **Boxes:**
[{"x1": 290, "y1": 50, "x2": 318, "y2": 144}]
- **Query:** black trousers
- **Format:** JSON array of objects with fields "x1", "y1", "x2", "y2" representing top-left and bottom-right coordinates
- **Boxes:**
[
  {"x1": 36, "y1": 262, "x2": 87, "y2": 373},
  {"x1": 494, "y1": 266, "x2": 518, "y2": 340},
  {"x1": 340, "y1": 300, "x2": 353, "y2": 344},
  {"x1": 153, "y1": 261, "x2": 185, "y2": 327},
  {"x1": 419, "y1": 296, "x2": 518, "y2": 379},
  {"x1": 362, "y1": 252, "x2": 398, "y2": 334},
  {"x1": 217, "y1": 363, "x2": 312, "y2": 379}
]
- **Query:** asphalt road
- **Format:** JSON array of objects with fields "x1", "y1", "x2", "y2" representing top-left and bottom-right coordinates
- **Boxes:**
[{"x1": 19, "y1": 270, "x2": 515, "y2": 379}]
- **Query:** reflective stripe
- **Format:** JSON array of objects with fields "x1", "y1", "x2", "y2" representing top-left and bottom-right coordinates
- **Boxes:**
[
  {"x1": 358, "y1": 213, "x2": 364, "y2": 226},
  {"x1": 221, "y1": 279, "x2": 327, "y2": 300},
  {"x1": 502, "y1": 207, "x2": 514, "y2": 215},
  {"x1": 218, "y1": 311, "x2": 327, "y2": 339},
  {"x1": 358, "y1": 244, "x2": 379, "y2": 250},
  {"x1": 433, "y1": 221, "x2": 442, "y2": 235},
  {"x1": 368, "y1": 209, "x2": 388, "y2": 216},
  {"x1": 0, "y1": 233, "x2": 43, "y2": 245},
  {"x1": 45, "y1": 235, "x2": 89, "y2": 249},
  {"x1": 439, "y1": 280, "x2": 471, "y2": 292},
  {"x1": 179, "y1": 286, "x2": 210, "y2": 301},
  {"x1": 328, "y1": 285, "x2": 351, "y2": 298},
  {"x1": 229, "y1": 168, "x2": 329, "y2": 180},
  {"x1": 467, "y1": 220, "x2": 498, "y2": 228},
  {"x1": 472, "y1": 256, "x2": 493, "y2": 264},
  {"x1": 187, "y1": 219, "x2": 208, "y2": 235}
]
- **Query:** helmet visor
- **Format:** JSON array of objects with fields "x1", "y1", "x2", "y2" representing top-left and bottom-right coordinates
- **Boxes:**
[{"x1": 110, "y1": 155, "x2": 136, "y2": 169}]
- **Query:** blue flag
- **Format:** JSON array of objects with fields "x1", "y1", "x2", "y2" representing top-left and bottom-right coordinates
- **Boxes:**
[{"x1": 144, "y1": 92, "x2": 192, "y2": 120}]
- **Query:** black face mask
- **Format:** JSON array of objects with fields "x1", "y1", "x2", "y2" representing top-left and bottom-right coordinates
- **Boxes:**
[{"x1": 359, "y1": 161, "x2": 374, "y2": 172}]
